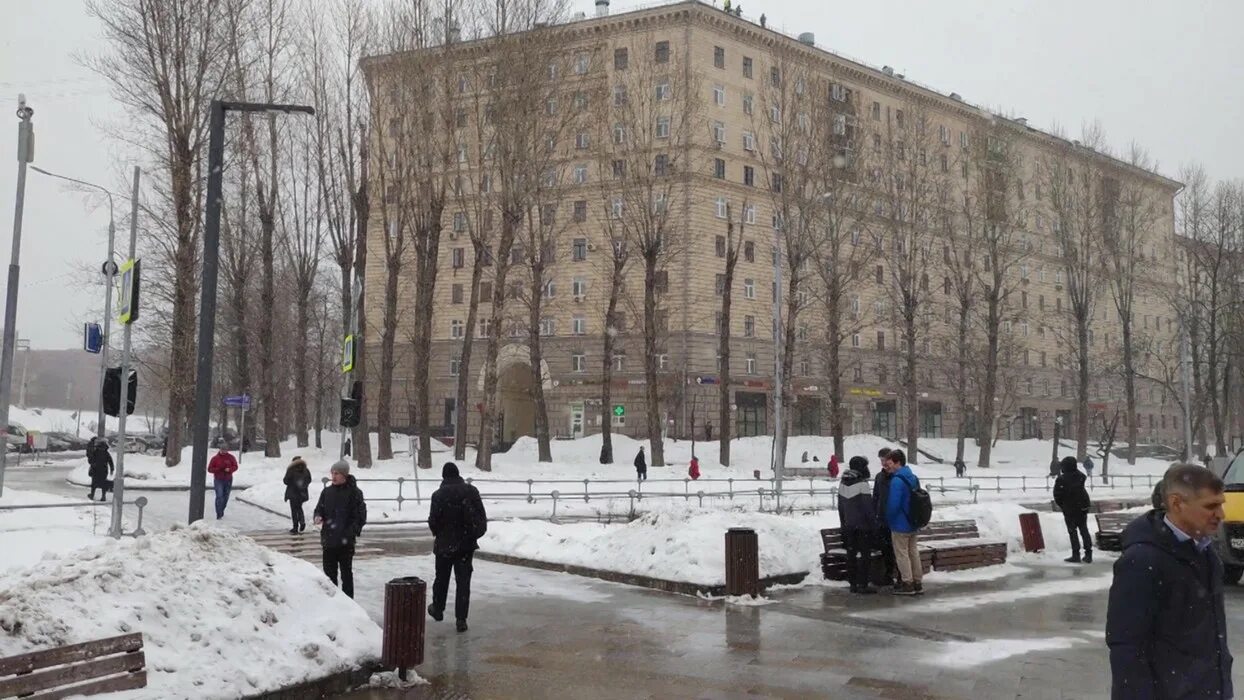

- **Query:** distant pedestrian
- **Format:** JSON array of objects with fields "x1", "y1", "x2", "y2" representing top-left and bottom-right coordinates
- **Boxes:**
[
  {"x1": 688, "y1": 456, "x2": 701, "y2": 480},
  {"x1": 828, "y1": 454, "x2": 840, "y2": 479},
  {"x1": 207, "y1": 447, "x2": 238, "y2": 519},
  {"x1": 283, "y1": 456, "x2": 312, "y2": 535},
  {"x1": 428, "y1": 462, "x2": 487, "y2": 633},
  {"x1": 1083, "y1": 455, "x2": 1095, "y2": 480},
  {"x1": 953, "y1": 459, "x2": 966, "y2": 478},
  {"x1": 883, "y1": 449, "x2": 923, "y2": 595},
  {"x1": 314, "y1": 459, "x2": 367, "y2": 598},
  {"x1": 634, "y1": 447, "x2": 648, "y2": 481},
  {"x1": 872, "y1": 447, "x2": 897, "y2": 586},
  {"x1": 86, "y1": 438, "x2": 114, "y2": 502},
  {"x1": 801, "y1": 450, "x2": 809, "y2": 463},
  {"x1": 1053, "y1": 456, "x2": 1093, "y2": 563},
  {"x1": 759, "y1": 12, "x2": 766, "y2": 28},
  {"x1": 704, "y1": 420, "x2": 713, "y2": 442},
  {"x1": 838, "y1": 456, "x2": 877, "y2": 594},
  {"x1": 1107, "y1": 464, "x2": 1233, "y2": 698}
]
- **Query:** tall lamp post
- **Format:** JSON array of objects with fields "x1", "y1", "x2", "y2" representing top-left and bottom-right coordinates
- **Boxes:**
[
  {"x1": 29, "y1": 166, "x2": 116, "y2": 438},
  {"x1": 189, "y1": 100, "x2": 314, "y2": 524},
  {"x1": 0, "y1": 95, "x2": 35, "y2": 498}
]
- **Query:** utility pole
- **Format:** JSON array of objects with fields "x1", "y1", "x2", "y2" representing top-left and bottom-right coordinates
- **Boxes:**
[
  {"x1": 110, "y1": 166, "x2": 140, "y2": 539},
  {"x1": 0, "y1": 95, "x2": 35, "y2": 498},
  {"x1": 16, "y1": 338, "x2": 29, "y2": 409},
  {"x1": 340, "y1": 275, "x2": 362, "y2": 459},
  {"x1": 29, "y1": 166, "x2": 116, "y2": 439}
]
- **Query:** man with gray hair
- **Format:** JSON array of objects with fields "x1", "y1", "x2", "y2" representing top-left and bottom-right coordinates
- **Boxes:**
[
  {"x1": 313, "y1": 459, "x2": 367, "y2": 598},
  {"x1": 1107, "y1": 463, "x2": 1233, "y2": 698}
]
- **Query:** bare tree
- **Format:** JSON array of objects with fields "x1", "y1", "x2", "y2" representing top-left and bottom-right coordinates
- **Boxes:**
[{"x1": 715, "y1": 205, "x2": 746, "y2": 465}]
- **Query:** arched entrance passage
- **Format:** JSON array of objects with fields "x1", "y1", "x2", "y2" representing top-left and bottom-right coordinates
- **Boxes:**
[{"x1": 498, "y1": 361, "x2": 536, "y2": 446}]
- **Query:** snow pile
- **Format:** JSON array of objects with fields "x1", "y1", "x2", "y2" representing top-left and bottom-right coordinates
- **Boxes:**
[
  {"x1": 479, "y1": 504, "x2": 824, "y2": 586},
  {"x1": 0, "y1": 525, "x2": 382, "y2": 698},
  {"x1": 0, "y1": 488, "x2": 103, "y2": 573}
]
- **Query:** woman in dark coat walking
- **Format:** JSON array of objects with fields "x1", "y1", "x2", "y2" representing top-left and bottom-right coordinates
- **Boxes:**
[
  {"x1": 1053, "y1": 456, "x2": 1093, "y2": 563},
  {"x1": 283, "y1": 456, "x2": 312, "y2": 534},
  {"x1": 87, "y1": 438, "x2": 114, "y2": 502},
  {"x1": 634, "y1": 447, "x2": 647, "y2": 481}
]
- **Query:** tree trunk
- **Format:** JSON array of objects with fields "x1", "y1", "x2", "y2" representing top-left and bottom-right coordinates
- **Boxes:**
[
  {"x1": 454, "y1": 247, "x2": 484, "y2": 462},
  {"x1": 259, "y1": 194, "x2": 281, "y2": 459},
  {"x1": 955, "y1": 308, "x2": 970, "y2": 463},
  {"x1": 826, "y1": 283, "x2": 844, "y2": 462},
  {"x1": 376, "y1": 260, "x2": 400, "y2": 461},
  {"x1": 527, "y1": 274, "x2": 552, "y2": 462},
  {"x1": 351, "y1": 173, "x2": 372, "y2": 469},
  {"x1": 643, "y1": 253, "x2": 665, "y2": 467},
  {"x1": 294, "y1": 294, "x2": 310, "y2": 448},
  {"x1": 978, "y1": 298, "x2": 1001, "y2": 469},
  {"x1": 412, "y1": 224, "x2": 440, "y2": 473},
  {"x1": 1121, "y1": 317, "x2": 1137, "y2": 464},
  {"x1": 719, "y1": 230, "x2": 738, "y2": 467},
  {"x1": 1076, "y1": 317, "x2": 1091, "y2": 460},
  {"x1": 904, "y1": 312, "x2": 919, "y2": 465},
  {"x1": 476, "y1": 210, "x2": 520, "y2": 471},
  {"x1": 599, "y1": 261, "x2": 624, "y2": 465}
]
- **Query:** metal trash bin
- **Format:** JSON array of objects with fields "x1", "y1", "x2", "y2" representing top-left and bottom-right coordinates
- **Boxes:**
[
  {"x1": 381, "y1": 576, "x2": 426, "y2": 680},
  {"x1": 1019, "y1": 512, "x2": 1046, "y2": 553},
  {"x1": 725, "y1": 528, "x2": 759, "y2": 597}
]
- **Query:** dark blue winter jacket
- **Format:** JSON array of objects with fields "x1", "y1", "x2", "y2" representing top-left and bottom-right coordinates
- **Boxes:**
[
  {"x1": 885, "y1": 465, "x2": 919, "y2": 534},
  {"x1": 836, "y1": 468, "x2": 876, "y2": 532},
  {"x1": 1106, "y1": 510, "x2": 1233, "y2": 700}
]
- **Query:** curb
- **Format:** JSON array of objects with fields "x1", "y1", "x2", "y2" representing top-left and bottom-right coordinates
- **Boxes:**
[
  {"x1": 474, "y1": 550, "x2": 807, "y2": 597},
  {"x1": 245, "y1": 662, "x2": 386, "y2": 699},
  {"x1": 65, "y1": 477, "x2": 251, "y2": 492}
]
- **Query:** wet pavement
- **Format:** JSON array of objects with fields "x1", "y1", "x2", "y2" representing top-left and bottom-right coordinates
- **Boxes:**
[{"x1": 339, "y1": 554, "x2": 1244, "y2": 699}]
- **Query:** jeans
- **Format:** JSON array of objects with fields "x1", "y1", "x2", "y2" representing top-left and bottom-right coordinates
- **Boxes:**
[
  {"x1": 323, "y1": 543, "x2": 356, "y2": 598},
  {"x1": 892, "y1": 531, "x2": 922, "y2": 584},
  {"x1": 214, "y1": 479, "x2": 232, "y2": 518},
  {"x1": 1064, "y1": 511, "x2": 1093, "y2": 556},
  {"x1": 843, "y1": 529, "x2": 874, "y2": 589},
  {"x1": 432, "y1": 551, "x2": 475, "y2": 622},
  {"x1": 289, "y1": 500, "x2": 305, "y2": 531}
]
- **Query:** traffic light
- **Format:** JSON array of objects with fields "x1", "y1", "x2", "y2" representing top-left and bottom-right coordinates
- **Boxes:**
[
  {"x1": 339, "y1": 380, "x2": 363, "y2": 427},
  {"x1": 103, "y1": 367, "x2": 137, "y2": 417}
]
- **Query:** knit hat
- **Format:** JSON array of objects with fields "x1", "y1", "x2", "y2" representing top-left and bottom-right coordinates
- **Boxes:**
[
  {"x1": 330, "y1": 459, "x2": 351, "y2": 476},
  {"x1": 1059, "y1": 456, "x2": 1079, "y2": 474},
  {"x1": 443, "y1": 462, "x2": 460, "y2": 479}
]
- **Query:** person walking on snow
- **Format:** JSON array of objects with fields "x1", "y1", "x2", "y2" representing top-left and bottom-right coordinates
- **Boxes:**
[
  {"x1": 883, "y1": 449, "x2": 923, "y2": 596},
  {"x1": 1107, "y1": 464, "x2": 1233, "y2": 699},
  {"x1": 828, "y1": 454, "x2": 840, "y2": 479},
  {"x1": 1053, "y1": 456, "x2": 1093, "y2": 563},
  {"x1": 283, "y1": 456, "x2": 313, "y2": 534},
  {"x1": 634, "y1": 447, "x2": 648, "y2": 481},
  {"x1": 314, "y1": 459, "x2": 367, "y2": 598},
  {"x1": 1083, "y1": 454, "x2": 1095, "y2": 480},
  {"x1": 207, "y1": 447, "x2": 238, "y2": 519},
  {"x1": 428, "y1": 462, "x2": 488, "y2": 633},
  {"x1": 688, "y1": 456, "x2": 701, "y2": 480},
  {"x1": 953, "y1": 458, "x2": 966, "y2": 478},
  {"x1": 86, "y1": 437, "x2": 114, "y2": 502},
  {"x1": 838, "y1": 456, "x2": 877, "y2": 594}
]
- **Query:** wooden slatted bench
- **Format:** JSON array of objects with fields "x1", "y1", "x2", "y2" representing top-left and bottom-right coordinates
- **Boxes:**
[
  {"x1": 820, "y1": 519, "x2": 1007, "y2": 581},
  {"x1": 0, "y1": 633, "x2": 146, "y2": 699},
  {"x1": 1096, "y1": 512, "x2": 1137, "y2": 552},
  {"x1": 819, "y1": 529, "x2": 930, "y2": 583}
]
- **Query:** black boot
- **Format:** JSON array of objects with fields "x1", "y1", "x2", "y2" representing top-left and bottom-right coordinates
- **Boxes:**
[
  {"x1": 427, "y1": 605, "x2": 443, "y2": 622},
  {"x1": 1083, "y1": 550, "x2": 1093, "y2": 564},
  {"x1": 456, "y1": 619, "x2": 469, "y2": 633},
  {"x1": 1064, "y1": 553, "x2": 1081, "y2": 563}
]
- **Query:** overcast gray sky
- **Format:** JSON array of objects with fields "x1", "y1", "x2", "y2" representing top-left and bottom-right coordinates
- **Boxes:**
[{"x1": 3, "y1": 0, "x2": 1243, "y2": 349}]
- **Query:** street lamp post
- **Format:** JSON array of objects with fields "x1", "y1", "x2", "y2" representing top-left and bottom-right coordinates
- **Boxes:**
[
  {"x1": 189, "y1": 100, "x2": 314, "y2": 524},
  {"x1": 16, "y1": 339, "x2": 29, "y2": 409},
  {"x1": 0, "y1": 95, "x2": 35, "y2": 498},
  {"x1": 29, "y1": 166, "x2": 117, "y2": 439}
]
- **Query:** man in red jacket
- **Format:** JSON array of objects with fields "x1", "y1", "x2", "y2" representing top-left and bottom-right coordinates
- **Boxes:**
[{"x1": 208, "y1": 448, "x2": 239, "y2": 519}]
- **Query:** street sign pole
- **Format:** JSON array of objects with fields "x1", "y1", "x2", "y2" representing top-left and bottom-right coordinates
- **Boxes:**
[
  {"x1": 109, "y1": 166, "x2": 140, "y2": 539},
  {"x1": 238, "y1": 404, "x2": 246, "y2": 465},
  {"x1": 0, "y1": 96, "x2": 34, "y2": 498}
]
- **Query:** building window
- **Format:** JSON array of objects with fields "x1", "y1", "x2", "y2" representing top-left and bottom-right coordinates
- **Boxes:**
[
  {"x1": 743, "y1": 131, "x2": 756, "y2": 152},
  {"x1": 539, "y1": 318, "x2": 556, "y2": 336},
  {"x1": 877, "y1": 331, "x2": 885, "y2": 351},
  {"x1": 451, "y1": 284, "x2": 463, "y2": 304},
  {"x1": 450, "y1": 319, "x2": 464, "y2": 338},
  {"x1": 715, "y1": 273, "x2": 726, "y2": 296},
  {"x1": 744, "y1": 315, "x2": 755, "y2": 337},
  {"x1": 744, "y1": 241, "x2": 754, "y2": 262},
  {"x1": 713, "y1": 121, "x2": 726, "y2": 144},
  {"x1": 573, "y1": 164, "x2": 588, "y2": 184},
  {"x1": 574, "y1": 52, "x2": 589, "y2": 75},
  {"x1": 714, "y1": 158, "x2": 726, "y2": 179},
  {"x1": 654, "y1": 40, "x2": 669, "y2": 64},
  {"x1": 452, "y1": 248, "x2": 465, "y2": 269},
  {"x1": 742, "y1": 56, "x2": 753, "y2": 78},
  {"x1": 875, "y1": 265, "x2": 883, "y2": 284},
  {"x1": 852, "y1": 333, "x2": 861, "y2": 348},
  {"x1": 742, "y1": 92, "x2": 753, "y2": 115},
  {"x1": 715, "y1": 236, "x2": 726, "y2": 258},
  {"x1": 871, "y1": 101, "x2": 881, "y2": 120},
  {"x1": 480, "y1": 281, "x2": 492, "y2": 301},
  {"x1": 655, "y1": 80, "x2": 671, "y2": 101},
  {"x1": 614, "y1": 47, "x2": 628, "y2": 70},
  {"x1": 769, "y1": 66, "x2": 780, "y2": 86},
  {"x1": 746, "y1": 354, "x2": 757, "y2": 375},
  {"x1": 611, "y1": 197, "x2": 624, "y2": 219},
  {"x1": 572, "y1": 353, "x2": 586, "y2": 372},
  {"x1": 612, "y1": 353, "x2": 626, "y2": 372},
  {"x1": 713, "y1": 84, "x2": 725, "y2": 106},
  {"x1": 573, "y1": 237, "x2": 588, "y2": 260},
  {"x1": 831, "y1": 83, "x2": 847, "y2": 102},
  {"x1": 612, "y1": 160, "x2": 626, "y2": 179},
  {"x1": 744, "y1": 278, "x2": 755, "y2": 299},
  {"x1": 575, "y1": 132, "x2": 590, "y2": 150},
  {"x1": 613, "y1": 86, "x2": 627, "y2": 107},
  {"x1": 572, "y1": 315, "x2": 586, "y2": 335},
  {"x1": 743, "y1": 165, "x2": 755, "y2": 186},
  {"x1": 543, "y1": 280, "x2": 556, "y2": 299},
  {"x1": 713, "y1": 46, "x2": 725, "y2": 69},
  {"x1": 449, "y1": 356, "x2": 460, "y2": 377},
  {"x1": 656, "y1": 116, "x2": 670, "y2": 139},
  {"x1": 573, "y1": 201, "x2": 587, "y2": 225},
  {"x1": 572, "y1": 277, "x2": 587, "y2": 298},
  {"x1": 715, "y1": 197, "x2": 728, "y2": 219}
]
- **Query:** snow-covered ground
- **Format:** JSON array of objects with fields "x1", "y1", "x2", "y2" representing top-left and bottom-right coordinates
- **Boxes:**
[
  {"x1": 0, "y1": 525, "x2": 384, "y2": 698},
  {"x1": 0, "y1": 487, "x2": 106, "y2": 572}
]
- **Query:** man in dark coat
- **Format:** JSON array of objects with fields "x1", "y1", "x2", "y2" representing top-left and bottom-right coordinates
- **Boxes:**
[
  {"x1": 1053, "y1": 456, "x2": 1093, "y2": 563},
  {"x1": 428, "y1": 462, "x2": 487, "y2": 633},
  {"x1": 1107, "y1": 464, "x2": 1233, "y2": 699},
  {"x1": 837, "y1": 456, "x2": 877, "y2": 594},
  {"x1": 313, "y1": 459, "x2": 367, "y2": 598},
  {"x1": 634, "y1": 447, "x2": 648, "y2": 481},
  {"x1": 86, "y1": 438, "x2": 114, "y2": 502},
  {"x1": 283, "y1": 456, "x2": 312, "y2": 534},
  {"x1": 871, "y1": 447, "x2": 897, "y2": 586}
]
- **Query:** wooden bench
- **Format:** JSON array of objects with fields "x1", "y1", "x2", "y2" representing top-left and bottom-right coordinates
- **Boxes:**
[
  {"x1": 1095, "y1": 512, "x2": 1137, "y2": 552},
  {"x1": 0, "y1": 633, "x2": 146, "y2": 699},
  {"x1": 820, "y1": 519, "x2": 1007, "y2": 581}
]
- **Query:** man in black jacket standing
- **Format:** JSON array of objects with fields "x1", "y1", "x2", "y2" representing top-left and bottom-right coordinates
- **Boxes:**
[
  {"x1": 1107, "y1": 464, "x2": 1232, "y2": 699},
  {"x1": 871, "y1": 447, "x2": 897, "y2": 586},
  {"x1": 1053, "y1": 456, "x2": 1093, "y2": 563},
  {"x1": 313, "y1": 459, "x2": 367, "y2": 598},
  {"x1": 428, "y1": 462, "x2": 488, "y2": 632}
]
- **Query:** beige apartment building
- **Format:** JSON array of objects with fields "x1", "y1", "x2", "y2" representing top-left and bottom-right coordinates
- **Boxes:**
[{"x1": 362, "y1": 0, "x2": 1185, "y2": 452}]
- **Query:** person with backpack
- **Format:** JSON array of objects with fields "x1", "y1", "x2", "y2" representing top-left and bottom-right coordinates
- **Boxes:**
[
  {"x1": 883, "y1": 449, "x2": 928, "y2": 595},
  {"x1": 633, "y1": 447, "x2": 648, "y2": 481},
  {"x1": 837, "y1": 456, "x2": 877, "y2": 594},
  {"x1": 283, "y1": 456, "x2": 313, "y2": 535},
  {"x1": 428, "y1": 462, "x2": 488, "y2": 633},
  {"x1": 1053, "y1": 456, "x2": 1093, "y2": 563},
  {"x1": 313, "y1": 459, "x2": 367, "y2": 598}
]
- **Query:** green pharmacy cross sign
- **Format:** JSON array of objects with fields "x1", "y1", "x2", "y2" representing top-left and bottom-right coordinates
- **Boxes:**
[{"x1": 613, "y1": 405, "x2": 625, "y2": 417}]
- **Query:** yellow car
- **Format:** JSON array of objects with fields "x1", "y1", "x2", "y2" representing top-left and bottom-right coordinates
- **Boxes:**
[{"x1": 1217, "y1": 452, "x2": 1244, "y2": 584}]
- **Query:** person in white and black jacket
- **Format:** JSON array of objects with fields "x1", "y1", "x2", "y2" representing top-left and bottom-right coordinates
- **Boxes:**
[{"x1": 838, "y1": 456, "x2": 878, "y2": 594}]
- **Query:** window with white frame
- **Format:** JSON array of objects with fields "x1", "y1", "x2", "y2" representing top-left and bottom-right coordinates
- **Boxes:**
[
  {"x1": 939, "y1": 124, "x2": 949, "y2": 145},
  {"x1": 453, "y1": 212, "x2": 466, "y2": 232},
  {"x1": 573, "y1": 164, "x2": 588, "y2": 184},
  {"x1": 744, "y1": 315, "x2": 755, "y2": 336},
  {"x1": 770, "y1": 105, "x2": 781, "y2": 123},
  {"x1": 746, "y1": 354, "x2": 757, "y2": 375},
  {"x1": 713, "y1": 84, "x2": 725, "y2": 106},
  {"x1": 574, "y1": 52, "x2": 589, "y2": 74},
  {"x1": 743, "y1": 131, "x2": 756, "y2": 151},
  {"x1": 479, "y1": 318, "x2": 493, "y2": 338},
  {"x1": 572, "y1": 315, "x2": 586, "y2": 335},
  {"x1": 613, "y1": 84, "x2": 627, "y2": 106},
  {"x1": 540, "y1": 318, "x2": 556, "y2": 336},
  {"x1": 613, "y1": 123, "x2": 626, "y2": 144},
  {"x1": 831, "y1": 83, "x2": 846, "y2": 101},
  {"x1": 655, "y1": 80, "x2": 670, "y2": 101},
  {"x1": 851, "y1": 333, "x2": 860, "y2": 348},
  {"x1": 656, "y1": 116, "x2": 670, "y2": 139},
  {"x1": 611, "y1": 197, "x2": 624, "y2": 219},
  {"x1": 713, "y1": 121, "x2": 726, "y2": 144},
  {"x1": 744, "y1": 278, "x2": 755, "y2": 299},
  {"x1": 658, "y1": 353, "x2": 669, "y2": 370},
  {"x1": 715, "y1": 197, "x2": 728, "y2": 218},
  {"x1": 743, "y1": 92, "x2": 753, "y2": 115},
  {"x1": 833, "y1": 114, "x2": 847, "y2": 136},
  {"x1": 543, "y1": 280, "x2": 556, "y2": 299},
  {"x1": 576, "y1": 132, "x2": 590, "y2": 150},
  {"x1": 572, "y1": 353, "x2": 586, "y2": 372},
  {"x1": 744, "y1": 204, "x2": 756, "y2": 225},
  {"x1": 612, "y1": 353, "x2": 626, "y2": 372},
  {"x1": 572, "y1": 277, "x2": 587, "y2": 298},
  {"x1": 449, "y1": 356, "x2": 460, "y2": 376},
  {"x1": 450, "y1": 319, "x2": 464, "y2": 338}
]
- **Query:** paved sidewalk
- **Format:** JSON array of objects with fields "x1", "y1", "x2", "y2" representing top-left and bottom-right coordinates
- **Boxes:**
[{"x1": 340, "y1": 554, "x2": 1244, "y2": 699}]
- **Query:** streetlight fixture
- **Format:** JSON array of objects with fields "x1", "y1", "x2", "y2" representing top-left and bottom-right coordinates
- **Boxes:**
[
  {"x1": 29, "y1": 166, "x2": 117, "y2": 439},
  {"x1": 189, "y1": 100, "x2": 314, "y2": 524}
]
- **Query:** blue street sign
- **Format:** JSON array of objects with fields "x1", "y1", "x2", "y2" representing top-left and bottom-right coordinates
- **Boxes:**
[
  {"x1": 83, "y1": 323, "x2": 103, "y2": 354},
  {"x1": 223, "y1": 394, "x2": 251, "y2": 409}
]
